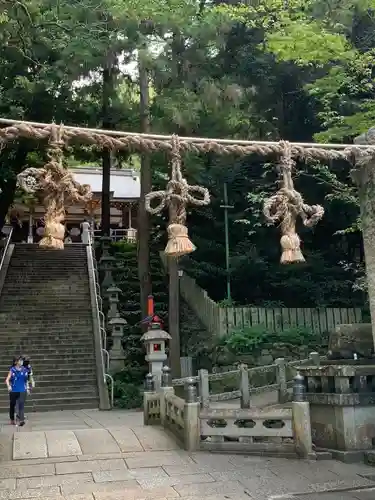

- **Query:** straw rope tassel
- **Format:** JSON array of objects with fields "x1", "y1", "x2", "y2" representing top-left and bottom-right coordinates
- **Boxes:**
[
  {"x1": 145, "y1": 134, "x2": 210, "y2": 257},
  {"x1": 263, "y1": 141, "x2": 324, "y2": 264},
  {"x1": 17, "y1": 123, "x2": 92, "y2": 250}
]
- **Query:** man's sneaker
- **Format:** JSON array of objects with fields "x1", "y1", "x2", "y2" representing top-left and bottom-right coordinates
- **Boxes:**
[{"x1": 19, "y1": 421, "x2": 25, "y2": 427}]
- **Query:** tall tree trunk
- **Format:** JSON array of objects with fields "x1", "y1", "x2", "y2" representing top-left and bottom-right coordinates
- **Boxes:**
[
  {"x1": 137, "y1": 52, "x2": 152, "y2": 320},
  {"x1": 101, "y1": 58, "x2": 114, "y2": 237}
]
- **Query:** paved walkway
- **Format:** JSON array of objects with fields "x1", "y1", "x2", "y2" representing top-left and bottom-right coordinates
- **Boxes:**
[{"x1": 0, "y1": 410, "x2": 375, "y2": 499}]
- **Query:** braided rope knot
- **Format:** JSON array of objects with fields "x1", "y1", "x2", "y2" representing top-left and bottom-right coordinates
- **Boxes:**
[
  {"x1": 263, "y1": 141, "x2": 324, "y2": 264},
  {"x1": 17, "y1": 124, "x2": 92, "y2": 250},
  {"x1": 145, "y1": 134, "x2": 210, "y2": 257}
]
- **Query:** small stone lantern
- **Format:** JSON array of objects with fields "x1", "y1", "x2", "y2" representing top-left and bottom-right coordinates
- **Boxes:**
[
  {"x1": 99, "y1": 254, "x2": 116, "y2": 289},
  {"x1": 108, "y1": 312, "x2": 127, "y2": 373},
  {"x1": 107, "y1": 285, "x2": 121, "y2": 320},
  {"x1": 141, "y1": 321, "x2": 171, "y2": 390}
]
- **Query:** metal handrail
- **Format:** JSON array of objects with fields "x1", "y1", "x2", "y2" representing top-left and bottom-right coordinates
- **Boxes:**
[
  {"x1": 87, "y1": 234, "x2": 113, "y2": 408},
  {"x1": 0, "y1": 227, "x2": 13, "y2": 273}
]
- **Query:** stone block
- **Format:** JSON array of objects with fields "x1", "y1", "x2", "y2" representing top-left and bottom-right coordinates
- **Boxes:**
[
  {"x1": 124, "y1": 450, "x2": 191, "y2": 468},
  {"x1": 92, "y1": 485, "x2": 179, "y2": 499},
  {"x1": 0, "y1": 486, "x2": 61, "y2": 499},
  {"x1": 107, "y1": 428, "x2": 143, "y2": 452},
  {"x1": 45, "y1": 430, "x2": 82, "y2": 457},
  {"x1": 56, "y1": 459, "x2": 127, "y2": 475},
  {"x1": 74, "y1": 430, "x2": 120, "y2": 455},
  {"x1": 124, "y1": 467, "x2": 168, "y2": 480},
  {"x1": 93, "y1": 469, "x2": 134, "y2": 483},
  {"x1": 13, "y1": 432, "x2": 47, "y2": 460},
  {"x1": 131, "y1": 426, "x2": 179, "y2": 451},
  {"x1": 61, "y1": 480, "x2": 139, "y2": 496},
  {"x1": 0, "y1": 479, "x2": 16, "y2": 490},
  {"x1": 16, "y1": 472, "x2": 93, "y2": 490},
  {"x1": 137, "y1": 473, "x2": 215, "y2": 489},
  {"x1": 0, "y1": 463, "x2": 55, "y2": 479},
  {"x1": 173, "y1": 480, "x2": 246, "y2": 497}
]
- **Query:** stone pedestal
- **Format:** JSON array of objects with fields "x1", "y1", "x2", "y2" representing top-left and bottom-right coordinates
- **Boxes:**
[{"x1": 298, "y1": 360, "x2": 375, "y2": 459}]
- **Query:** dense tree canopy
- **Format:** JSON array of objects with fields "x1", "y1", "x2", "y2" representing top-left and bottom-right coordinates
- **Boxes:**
[{"x1": 0, "y1": 0, "x2": 372, "y2": 308}]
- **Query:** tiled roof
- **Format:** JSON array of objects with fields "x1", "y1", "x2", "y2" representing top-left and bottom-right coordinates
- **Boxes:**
[{"x1": 71, "y1": 167, "x2": 140, "y2": 200}]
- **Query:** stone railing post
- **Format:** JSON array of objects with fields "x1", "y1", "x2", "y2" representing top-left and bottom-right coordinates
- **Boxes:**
[
  {"x1": 293, "y1": 373, "x2": 306, "y2": 402},
  {"x1": 143, "y1": 373, "x2": 155, "y2": 426},
  {"x1": 292, "y1": 401, "x2": 313, "y2": 458},
  {"x1": 184, "y1": 378, "x2": 200, "y2": 452},
  {"x1": 198, "y1": 369, "x2": 209, "y2": 409},
  {"x1": 275, "y1": 358, "x2": 288, "y2": 403},
  {"x1": 160, "y1": 366, "x2": 174, "y2": 427},
  {"x1": 239, "y1": 363, "x2": 250, "y2": 408},
  {"x1": 309, "y1": 352, "x2": 320, "y2": 366}
]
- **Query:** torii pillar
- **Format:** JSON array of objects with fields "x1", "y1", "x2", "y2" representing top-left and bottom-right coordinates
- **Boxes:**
[{"x1": 353, "y1": 128, "x2": 375, "y2": 349}]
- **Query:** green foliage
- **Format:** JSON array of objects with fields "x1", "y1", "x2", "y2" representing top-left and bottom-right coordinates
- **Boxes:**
[
  {"x1": 111, "y1": 239, "x2": 168, "y2": 406},
  {"x1": 218, "y1": 324, "x2": 319, "y2": 356},
  {"x1": 113, "y1": 381, "x2": 143, "y2": 409},
  {"x1": 0, "y1": 0, "x2": 370, "y2": 322}
]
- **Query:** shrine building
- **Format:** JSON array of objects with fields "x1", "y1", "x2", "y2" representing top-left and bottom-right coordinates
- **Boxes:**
[{"x1": 9, "y1": 167, "x2": 140, "y2": 243}]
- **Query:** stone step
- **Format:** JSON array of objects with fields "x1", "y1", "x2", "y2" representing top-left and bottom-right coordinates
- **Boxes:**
[
  {"x1": 0, "y1": 365, "x2": 97, "y2": 375},
  {"x1": 0, "y1": 362, "x2": 96, "y2": 374},
  {"x1": 0, "y1": 339, "x2": 95, "y2": 347},
  {"x1": 27, "y1": 377, "x2": 97, "y2": 387},
  {"x1": 0, "y1": 386, "x2": 98, "y2": 401},
  {"x1": 0, "y1": 332, "x2": 94, "y2": 339},
  {"x1": 0, "y1": 355, "x2": 95, "y2": 365},
  {"x1": 0, "y1": 396, "x2": 99, "y2": 412},
  {"x1": 0, "y1": 347, "x2": 95, "y2": 356},
  {"x1": 0, "y1": 318, "x2": 93, "y2": 325},
  {"x1": 0, "y1": 335, "x2": 94, "y2": 342}
]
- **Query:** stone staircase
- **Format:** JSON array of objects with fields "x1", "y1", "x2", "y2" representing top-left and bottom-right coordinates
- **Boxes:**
[{"x1": 0, "y1": 244, "x2": 100, "y2": 413}]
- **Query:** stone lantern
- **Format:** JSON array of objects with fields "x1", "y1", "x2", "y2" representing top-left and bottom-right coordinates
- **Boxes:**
[
  {"x1": 106, "y1": 285, "x2": 121, "y2": 321},
  {"x1": 141, "y1": 321, "x2": 171, "y2": 390},
  {"x1": 108, "y1": 312, "x2": 127, "y2": 372},
  {"x1": 99, "y1": 254, "x2": 116, "y2": 289}
]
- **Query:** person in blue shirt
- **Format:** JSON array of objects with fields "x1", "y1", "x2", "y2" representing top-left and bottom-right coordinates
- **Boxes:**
[{"x1": 5, "y1": 356, "x2": 29, "y2": 426}]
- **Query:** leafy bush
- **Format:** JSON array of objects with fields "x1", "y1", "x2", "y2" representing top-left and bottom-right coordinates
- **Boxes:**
[
  {"x1": 219, "y1": 324, "x2": 318, "y2": 356},
  {"x1": 113, "y1": 381, "x2": 143, "y2": 409}
]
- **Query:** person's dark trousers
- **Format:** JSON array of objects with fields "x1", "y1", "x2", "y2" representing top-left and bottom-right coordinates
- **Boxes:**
[{"x1": 9, "y1": 392, "x2": 26, "y2": 421}]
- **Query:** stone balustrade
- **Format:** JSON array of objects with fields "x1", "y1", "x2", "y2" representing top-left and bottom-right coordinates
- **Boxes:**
[
  {"x1": 144, "y1": 366, "x2": 314, "y2": 458},
  {"x1": 171, "y1": 354, "x2": 326, "y2": 408}
]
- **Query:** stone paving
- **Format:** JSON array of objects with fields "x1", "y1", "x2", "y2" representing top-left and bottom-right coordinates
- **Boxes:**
[{"x1": 0, "y1": 410, "x2": 375, "y2": 499}]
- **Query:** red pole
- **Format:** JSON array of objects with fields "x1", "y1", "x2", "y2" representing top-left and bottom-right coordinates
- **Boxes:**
[{"x1": 147, "y1": 295, "x2": 154, "y2": 316}]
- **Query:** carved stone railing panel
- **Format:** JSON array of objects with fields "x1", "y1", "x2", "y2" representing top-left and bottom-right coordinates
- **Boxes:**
[
  {"x1": 164, "y1": 392, "x2": 185, "y2": 438},
  {"x1": 144, "y1": 392, "x2": 161, "y2": 424},
  {"x1": 200, "y1": 408, "x2": 293, "y2": 441}
]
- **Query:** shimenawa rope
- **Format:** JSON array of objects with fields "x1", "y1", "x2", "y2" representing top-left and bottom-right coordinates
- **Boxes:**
[
  {"x1": 145, "y1": 135, "x2": 210, "y2": 257},
  {"x1": 17, "y1": 124, "x2": 92, "y2": 249},
  {"x1": 263, "y1": 141, "x2": 324, "y2": 264},
  {"x1": 1, "y1": 121, "x2": 374, "y2": 162}
]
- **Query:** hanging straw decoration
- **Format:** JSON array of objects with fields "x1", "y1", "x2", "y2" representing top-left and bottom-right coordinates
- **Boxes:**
[
  {"x1": 17, "y1": 124, "x2": 92, "y2": 249},
  {"x1": 145, "y1": 134, "x2": 210, "y2": 257},
  {"x1": 263, "y1": 141, "x2": 324, "y2": 264}
]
